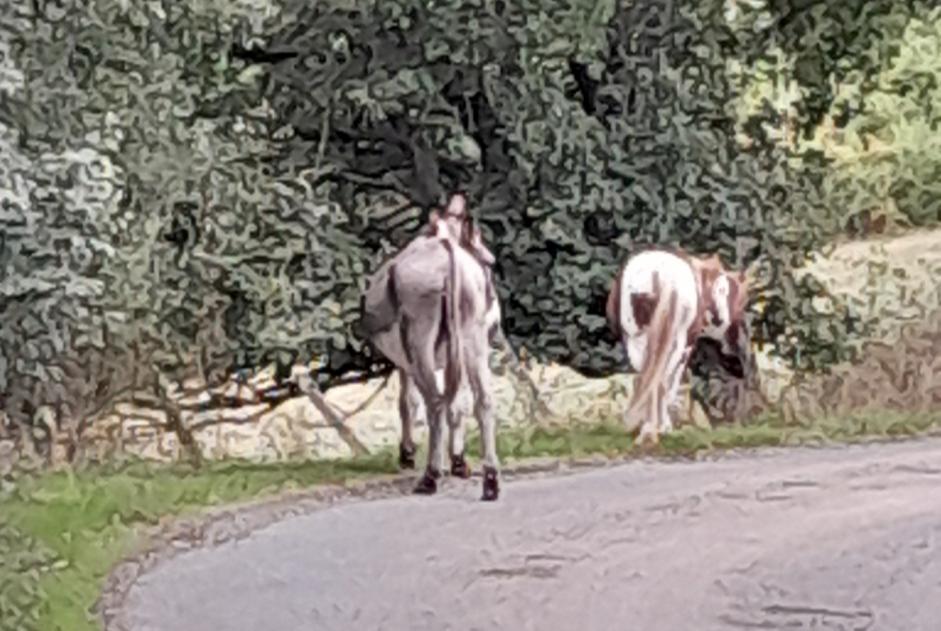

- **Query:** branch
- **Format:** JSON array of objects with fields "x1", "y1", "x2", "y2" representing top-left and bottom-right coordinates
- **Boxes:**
[
  {"x1": 230, "y1": 41, "x2": 299, "y2": 64},
  {"x1": 492, "y1": 330, "x2": 557, "y2": 423},
  {"x1": 155, "y1": 374, "x2": 203, "y2": 467},
  {"x1": 325, "y1": 168, "x2": 414, "y2": 199},
  {"x1": 187, "y1": 405, "x2": 277, "y2": 433},
  {"x1": 295, "y1": 371, "x2": 370, "y2": 457},
  {"x1": 331, "y1": 371, "x2": 392, "y2": 418}
]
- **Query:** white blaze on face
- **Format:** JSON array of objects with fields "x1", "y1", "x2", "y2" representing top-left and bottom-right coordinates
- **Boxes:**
[
  {"x1": 712, "y1": 275, "x2": 731, "y2": 327},
  {"x1": 704, "y1": 273, "x2": 737, "y2": 354}
]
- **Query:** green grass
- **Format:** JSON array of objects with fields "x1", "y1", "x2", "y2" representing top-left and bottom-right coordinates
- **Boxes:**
[
  {"x1": 1, "y1": 409, "x2": 939, "y2": 631},
  {"x1": 0, "y1": 453, "x2": 400, "y2": 631}
]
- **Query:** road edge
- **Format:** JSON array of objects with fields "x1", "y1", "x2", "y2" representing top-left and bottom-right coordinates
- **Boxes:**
[{"x1": 95, "y1": 431, "x2": 939, "y2": 631}]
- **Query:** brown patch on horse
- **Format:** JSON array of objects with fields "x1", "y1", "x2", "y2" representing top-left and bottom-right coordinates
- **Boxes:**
[
  {"x1": 459, "y1": 215, "x2": 475, "y2": 250},
  {"x1": 727, "y1": 275, "x2": 741, "y2": 317},
  {"x1": 631, "y1": 293, "x2": 657, "y2": 330},
  {"x1": 692, "y1": 257, "x2": 722, "y2": 330},
  {"x1": 725, "y1": 318, "x2": 740, "y2": 348},
  {"x1": 723, "y1": 273, "x2": 750, "y2": 354},
  {"x1": 630, "y1": 270, "x2": 662, "y2": 331}
]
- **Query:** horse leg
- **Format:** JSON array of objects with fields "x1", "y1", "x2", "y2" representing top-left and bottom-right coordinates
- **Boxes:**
[
  {"x1": 624, "y1": 334, "x2": 648, "y2": 432},
  {"x1": 448, "y1": 401, "x2": 470, "y2": 478},
  {"x1": 659, "y1": 343, "x2": 691, "y2": 434},
  {"x1": 630, "y1": 373, "x2": 661, "y2": 448},
  {"x1": 467, "y1": 338, "x2": 499, "y2": 501},
  {"x1": 410, "y1": 344, "x2": 447, "y2": 496},
  {"x1": 398, "y1": 368, "x2": 419, "y2": 469},
  {"x1": 636, "y1": 379, "x2": 662, "y2": 447}
]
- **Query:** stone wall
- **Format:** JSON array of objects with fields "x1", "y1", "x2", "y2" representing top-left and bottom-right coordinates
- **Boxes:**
[{"x1": 3, "y1": 229, "x2": 938, "y2": 470}]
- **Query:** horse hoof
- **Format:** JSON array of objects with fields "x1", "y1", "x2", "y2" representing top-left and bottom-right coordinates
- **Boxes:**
[
  {"x1": 450, "y1": 454, "x2": 471, "y2": 479},
  {"x1": 636, "y1": 433, "x2": 659, "y2": 451},
  {"x1": 413, "y1": 470, "x2": 439, "y2": 495},
  {"x1": 481, "y1": 466, "x2": 499, "y2": 501},
  {"x1": 399, "y1": 444, "x2": 416, "y2": 470}
]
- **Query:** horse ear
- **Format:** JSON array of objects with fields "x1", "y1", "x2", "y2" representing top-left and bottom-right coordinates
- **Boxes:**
[{"x1": 447, "y1": 193, "x2": 467, "y2": 217}]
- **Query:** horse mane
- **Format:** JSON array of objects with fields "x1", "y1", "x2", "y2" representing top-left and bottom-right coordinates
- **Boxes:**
[{"x1": 425, "y1": 199, "x2": 496, "y2": 270}]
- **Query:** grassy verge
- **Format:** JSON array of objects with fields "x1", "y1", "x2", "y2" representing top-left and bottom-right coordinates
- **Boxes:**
[{"x1": 1, "y1": 409, "x2": 939, "y2": 631}]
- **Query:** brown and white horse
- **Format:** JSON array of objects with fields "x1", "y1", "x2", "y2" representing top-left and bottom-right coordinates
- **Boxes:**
[{"x1": 606, "y1": 247, "x2": 753, "y2": 445}]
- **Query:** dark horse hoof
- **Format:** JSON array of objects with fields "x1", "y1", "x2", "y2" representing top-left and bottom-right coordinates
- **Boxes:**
[
  {"x1": 399, "y1": 443, "x2": 416, "y2": 470},
  {"x1": 413, "y1": 470, "x2": 440, "y2": 495},
  {"x1": 450, "y1": 454, "x2": 471, "y2": 479},
  {"x1": 481, "y1": 466, "x2": 500, "y2": 502}
]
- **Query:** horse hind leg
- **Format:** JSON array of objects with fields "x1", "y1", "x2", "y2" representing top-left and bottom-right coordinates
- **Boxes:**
[
  {"x1": 398, "y1": 369, "x2": 419, "y2": 470},
  {"x1": 448, "y1": 405, "x2": 470, "y2": 479},
  {"x1": 622, "y1": 335, "x2": 649, "y2": 433},
  {"x1": 632, "y1": 369, "x2": 663, "y2": 448},
  {"x1": 467, "y1": 338, "x2": 499, "y2": 501},
  {"x1": 436, "y1": 369, "x2": 470, "y2": 478},
  {"x1": 636, "y1": 392, "x2": 662, "y2": 448},
  {"x1": 409, "y1": 343, "x2": 448, "y2": 496},
  {"x1": 659, "y1": 345, "x2": 691, "y2": 435}
]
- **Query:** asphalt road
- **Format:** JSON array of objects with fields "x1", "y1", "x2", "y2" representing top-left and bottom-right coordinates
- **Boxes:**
[{"x1": 122, "y1": 438, "x2": 941, "y2": 631}]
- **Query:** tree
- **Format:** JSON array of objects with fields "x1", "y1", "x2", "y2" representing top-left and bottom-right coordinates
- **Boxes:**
[{"x1": 253, "y1": 0, "x2": 860, "y2": 381}]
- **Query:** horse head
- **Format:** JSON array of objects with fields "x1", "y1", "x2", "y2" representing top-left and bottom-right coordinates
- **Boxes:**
[
  {"x1": 427, "y1": 193, "x2": 497, "y2": 267},
  {"x1": 698, "y1": 257, "x2": 753, "y2": 379}
]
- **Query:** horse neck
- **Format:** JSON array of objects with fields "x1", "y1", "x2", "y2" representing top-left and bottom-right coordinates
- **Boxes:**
[{"x1": 692, "y1": 261, "x2": 723, "y2": 329}]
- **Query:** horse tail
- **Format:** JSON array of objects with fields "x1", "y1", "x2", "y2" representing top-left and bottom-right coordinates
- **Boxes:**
[
  {"x1": 626, "y1": 277, "x2": 683, "y2": 428},
  {"x1": 440, "y1": 239, "x2": 463, "y2": 406}
]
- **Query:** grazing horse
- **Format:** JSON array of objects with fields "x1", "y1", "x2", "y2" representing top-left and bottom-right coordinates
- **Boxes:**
[
  {"x1": 606, "y1": 247, "x2": 752, "y2": 445},
  {"x1": 356, "y1": 193, "x2": 502, "y2": 500}
]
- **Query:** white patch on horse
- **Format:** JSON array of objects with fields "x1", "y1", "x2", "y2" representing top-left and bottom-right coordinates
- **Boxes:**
[
  {"x1": 619, "y1": 250, "x2": 698, "y2": 373},
  {"x1": 607, "y1": 248, "x2": 753, "y2": 446}
]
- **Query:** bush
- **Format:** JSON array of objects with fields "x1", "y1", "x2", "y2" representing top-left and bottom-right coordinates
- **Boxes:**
[
  {"x1": 822, "y1": 8, "x2": 941, "y2": 229},
  {"x1": 2, "y1": 0, "x2": 888, "y2": 442}
]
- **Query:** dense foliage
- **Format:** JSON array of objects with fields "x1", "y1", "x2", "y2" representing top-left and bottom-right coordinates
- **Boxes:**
[
  {"x1": 1, "y1": 0, "x2": 938, "y2": 437},
  {"x1": 255, "y1": 0, "x2": 853, "y2": 376}
]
